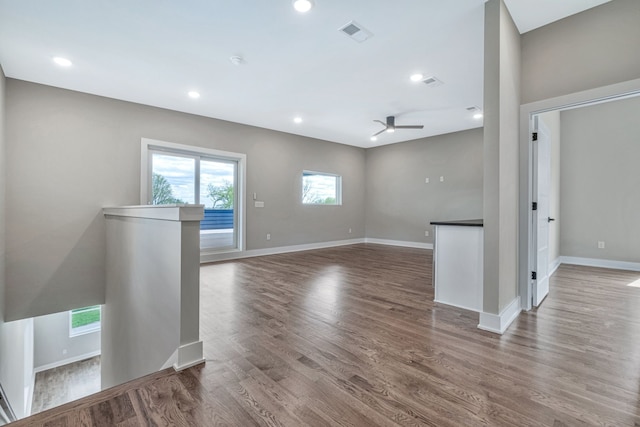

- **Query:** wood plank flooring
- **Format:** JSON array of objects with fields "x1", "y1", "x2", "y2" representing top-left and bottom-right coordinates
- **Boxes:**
[
  {"x1": 31, "y1": 356, "x2": 101, "y2": 415},
  {"x1": 12, "y1": 244, "x2": 640, "y2": 426}
]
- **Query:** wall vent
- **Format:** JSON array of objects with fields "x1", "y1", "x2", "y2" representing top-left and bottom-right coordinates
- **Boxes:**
[
  {"x1": 338, "y1": 21, "x2": 373, "y2": 43},
  {"x1": 421, "y1": 76, "x2": 443, "y2": 87}
]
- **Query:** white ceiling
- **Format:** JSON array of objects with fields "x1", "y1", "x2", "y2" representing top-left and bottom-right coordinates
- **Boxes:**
[{"x1": 0, "y1": 1, "x2": 609, "y2": 148}]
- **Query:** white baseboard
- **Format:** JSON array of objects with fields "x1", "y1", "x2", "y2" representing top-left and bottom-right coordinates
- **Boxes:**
[
  {"x1": 161, "y1": 348, "x2": 178, "y2": 370},
  {"x1": 26, "y1": 370, "x2": 35, "y2": 416},
  {"x1": 201, "y1": 237, "x2": 433, "y2": 263},
  {"x1": 364, "y1": 238, "x2": 433, "y2": 250},
  {"x1": 549, "y1": 257, "x2": 561, "y2": 276},
  {"x1": 33, "y1": 350, "x2": 102, "y2": 374},
  {"x1": 478, "y1": 297, "x2": 521, "y2": 335},
  {"x1": 174, "y1": 341, "x2": 205, "y2": 372},
  {"x1": 560, "y1": 256, "x2": 640, "y2": 272},
  {"x1": 201, "y1": 238, "x2": 366, "y2": 263}
]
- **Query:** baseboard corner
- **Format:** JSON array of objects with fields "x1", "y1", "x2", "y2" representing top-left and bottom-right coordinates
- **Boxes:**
[{"x1": 477, "y1": 297, "x2": 521, "y2": 335}]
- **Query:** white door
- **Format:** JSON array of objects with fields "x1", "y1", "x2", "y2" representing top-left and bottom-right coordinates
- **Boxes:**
[{"x1": 532, "y1": 118, "x2": 551, "y2": 306}]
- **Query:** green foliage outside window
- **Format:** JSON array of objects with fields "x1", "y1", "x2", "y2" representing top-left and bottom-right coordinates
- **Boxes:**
[{"x1": 71, "y1": 306, "x2": 101, "y2": 329}]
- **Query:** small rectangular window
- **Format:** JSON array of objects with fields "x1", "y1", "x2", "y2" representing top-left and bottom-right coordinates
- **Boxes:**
[
  {"x1": 69, "y1": 305, "x2": 101, "y2": 337},
  {"x1": 302, "y1": 171, "x2": 341, "y2": 205}
]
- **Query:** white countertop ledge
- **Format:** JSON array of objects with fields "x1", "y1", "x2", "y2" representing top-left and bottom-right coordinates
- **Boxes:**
[{"x1": 103, "y1": 204, "x2": 205, "y2": 222}]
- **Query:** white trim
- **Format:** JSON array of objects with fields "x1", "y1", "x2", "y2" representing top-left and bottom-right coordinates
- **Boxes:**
[
  {"x1": 26, "y1": 370, "x2": 35, "y2": 416},
  {"x1": 560, "y1": 256, "x2": 640, "y2": 272},
  {"x1": 140, "y1": 137, "x2": 247, "y2": 252},
  {"x1": 173, "y1": 341, "x2": 205, "y2": 372},
  {"x1": 434, "y1": 300, "x2": 480, "y2": 313},
  {"x1": 33, "y1": 350, "x2": 102, "y2": 374},
  {"x1": 200, "y1": 238, "x2": 434, "y2": 263},
  {"x1": 364, "y1": 238, "x2": 433, "y2": 250},
  {"x1": 201, "y1": 238, "x2": 366, "y2": 263},
  {"x1": 549, "y1": 257, "x2": 561, "y2": 276},
  {"x1": 103, "y1": 204, "x2": 204, "y2": 222},
  {"x1": 478, "y1": 297, "x2": 521, "y2": 335}
]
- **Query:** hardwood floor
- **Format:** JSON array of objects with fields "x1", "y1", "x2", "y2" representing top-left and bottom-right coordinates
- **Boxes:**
[
  {"x1": 31, "y1": 356, "x2": 101, "y2": 415},
  {"x1": 12, "y1": 244, "x2": 640, "y2": 426}
]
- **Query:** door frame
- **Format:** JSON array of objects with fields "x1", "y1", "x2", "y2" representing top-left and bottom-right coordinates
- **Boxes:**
[
  {"x1": 518, "y1": 78, "x2": 640, "y2": 311},
  {"x1": 140, "y1": 138, "x2": 247, "y2": 258}
]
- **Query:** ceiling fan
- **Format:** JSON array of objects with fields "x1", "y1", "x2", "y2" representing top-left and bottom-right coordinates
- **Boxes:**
[{"x1": 373, "y1": 116, "x2": 424, "y2": 137}]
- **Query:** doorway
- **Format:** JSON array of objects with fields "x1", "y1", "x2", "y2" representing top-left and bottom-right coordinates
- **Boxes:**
[
  {"x1": 141, "y1": 138, "x2": 246, "y2": 255},
  {"x1": 520, "y1": 82, "x2": 640, "y2": 311}
]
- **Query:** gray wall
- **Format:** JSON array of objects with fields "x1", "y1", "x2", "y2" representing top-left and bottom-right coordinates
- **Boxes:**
[
  {"x1": 521, "y1": 0, "x2": 640, "y2": 104},
  {"x1": 560, "y1": 96, "x2": 640, "y2": 262},
  {"x1": 365, "y1": 128, "x2": 483, "y2": 243},
  {"x1": 102, "y1": 214, "x2": 190, "y2": 389},
  {"x1": 0, "y1": 64, "x2": 35, "y2": 421},
  {"x1": 5, "y1": 79, "x2": 366, "y2": 321},
  {"x1": 33, "y1": 311, "x2": 100, "y2": 369},
  {"x1": 0, "y1": 66, "x2": 5, "y2": 318},
  {"x1": 482, "y1": 0, "x2": 520, "y2": 314}
]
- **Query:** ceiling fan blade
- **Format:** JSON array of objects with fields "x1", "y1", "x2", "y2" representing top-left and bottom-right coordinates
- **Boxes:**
[
  {"x1": 395, "y1": 125, "x2": 424, "y2": 129},
  {"x1": 373, "y1": 120, "x2": 387, "y2": 127},
  {"x1": 372, "y1": 128, "x2": 387, "y2": 137}
]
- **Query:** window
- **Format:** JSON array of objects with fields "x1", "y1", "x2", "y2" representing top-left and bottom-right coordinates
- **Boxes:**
[
  {"x1": 302, "y1": 171, "x2": 341, "y2": 205},
  {"x1": 69, "y1": 305, "x2": 101, "y2": 337},
  {"x1": 141, "y1": 138, "x2": 246, "y2": 253}
]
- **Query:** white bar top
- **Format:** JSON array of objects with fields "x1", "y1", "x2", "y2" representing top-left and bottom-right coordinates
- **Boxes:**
[{"x1": 103, "y1": 204, "x2": 204, "y2": 222}]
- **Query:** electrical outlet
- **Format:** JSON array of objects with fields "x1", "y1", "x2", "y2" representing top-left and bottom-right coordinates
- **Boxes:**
[
  {"x1": 348, "y1": 228, "x2": 352, "y2": 234},
  {"x1": 425, "y1": 177, "x2": 430, "y2": 183},
  {"x1": 266, "y1": 233, "x2": 271, "y2": 241},
  {"x1": 439, "y1": 176, "x2": 444, "y2": 182},
  {"x1": 598, "y1": 241, "x2": 605, "y2": 249},
  {"x1": 425, "y1": 230, "x2": 429, "y2": 237}
]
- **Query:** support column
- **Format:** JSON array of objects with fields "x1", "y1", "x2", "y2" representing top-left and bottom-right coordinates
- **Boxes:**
[{"x1": 479, "y1": 0, "x2": 522, "y2": 334}]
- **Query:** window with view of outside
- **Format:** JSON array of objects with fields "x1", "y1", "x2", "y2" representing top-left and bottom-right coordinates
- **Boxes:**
[
  {"x1": 69, "y1": 305, "x2": 101, "y2": 337},
  {"x1": 149, "y1": 149, "x2": 239, "y2": 251},
  {"x1": 302, "y1": 171, "x2": 341, "y2": 205}
]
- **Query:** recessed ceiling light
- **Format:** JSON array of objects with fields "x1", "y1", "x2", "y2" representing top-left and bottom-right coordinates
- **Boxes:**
[
  {"x1": 188, "y1": 91, "x2": 200, "y2": 99},
  {"x1": 294, "y1": 116, "x2": 303, "y2": 123},
  {"x1": 473, "y1": 113, "x2": 483, "y2": 119},
  {"x1": 293, "y1": 0, "x2": 314, "y2": 13},
  {"x1": 370, "y1": 136, "x2": 378, "y2": 142},
  {"x1": 410, "y1": 73, "x2": 424, "y2": 82},
  {"x1": 52, "y1": 57, "x2": 72, "y2": 67}
]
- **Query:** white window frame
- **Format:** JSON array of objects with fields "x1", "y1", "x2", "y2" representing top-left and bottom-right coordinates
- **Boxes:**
[
  {"x1": 69, "y1": 306, "x2": 101, "y2": 337},
  {"x1": 302, "y1": 170, "x2": 342, "y2": 205},
  {"x1": 140, "y1": 138, "x2": 246, "y2": 254}
]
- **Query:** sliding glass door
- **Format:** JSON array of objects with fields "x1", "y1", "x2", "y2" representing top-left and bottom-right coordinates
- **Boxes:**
[{"x1": 149, "y1": 149, "x2": 238, "y2": 252}]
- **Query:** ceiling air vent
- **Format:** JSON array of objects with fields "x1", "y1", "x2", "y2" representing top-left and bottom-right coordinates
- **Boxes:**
[
  {"x1": 421, "y1": 76, "x2": 443, "y2": 87},
  {"x1": 339, "y1": 21, "x2": 373, "y2": 43}
]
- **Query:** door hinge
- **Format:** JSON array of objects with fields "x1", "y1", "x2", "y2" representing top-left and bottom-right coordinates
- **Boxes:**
[
  {"x1": 532, "y1": 202, "x2": 538, "y2": 211},
  {"x1": 532, "y1": 132, "x2": 538, "y2": 142},
  {"x1": 531, "y1": 271, "x2": 537, "y2": 280}
]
